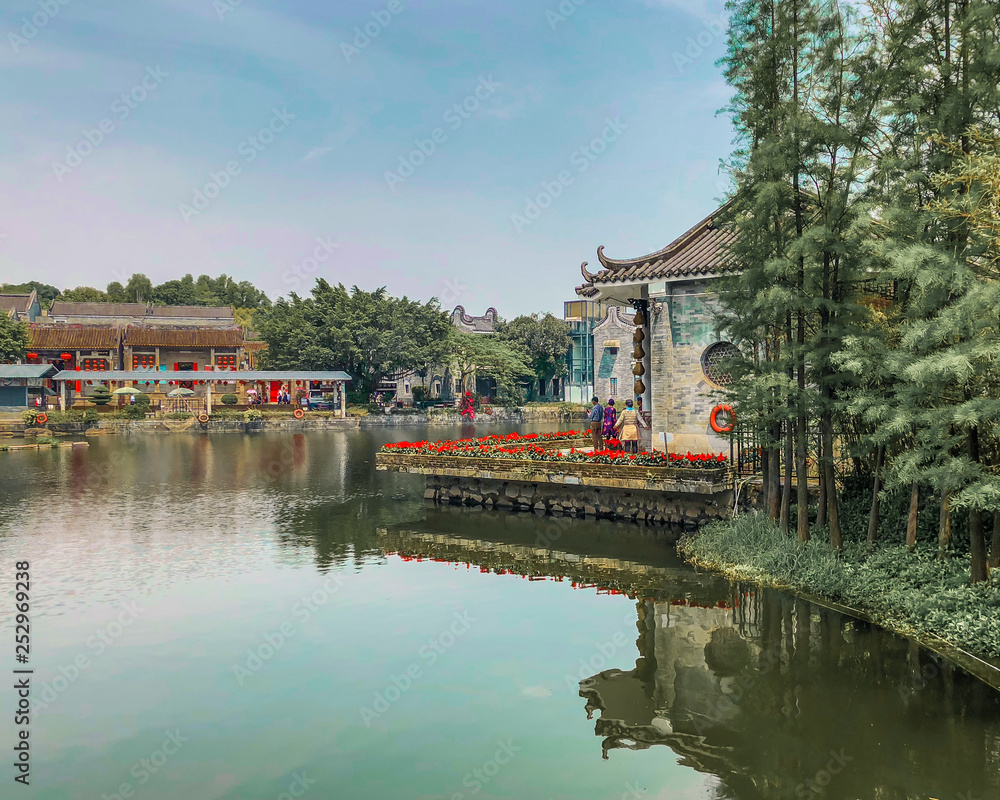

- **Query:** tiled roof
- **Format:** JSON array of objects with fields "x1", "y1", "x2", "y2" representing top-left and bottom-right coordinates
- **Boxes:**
[
  {"x1": 48, "y1": 301, "x2": 148, "y2": 318},
  {"x1": 0, "y1": 294, "x2": 33, "y2": 315},
  {"x1": 149, "y1": 306, "x2": 234, "y2": 319},
  {"x1": 0, "y1": 364, "x2": 58, "y2": 379},
  {"x1": 243, "y1": 341, "x2": 269, "y2": 351},
  {"x1": 29, "y1": 325, "x2": 122, "y2": 349},
  {"x1": 124, "y1": 327, "x2": 245, "y2": 347},
  {"x1": 576, "y1": 201, "x2": 736, "y2": 298}
]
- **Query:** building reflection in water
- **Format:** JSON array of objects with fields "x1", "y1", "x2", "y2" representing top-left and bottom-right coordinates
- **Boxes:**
[
  {"x1": 580, "y1": 591, "x2": 1000, "y2": 799},
  {"x1": 377, "y1": 518, "x2": 1000, "y2": 800}
]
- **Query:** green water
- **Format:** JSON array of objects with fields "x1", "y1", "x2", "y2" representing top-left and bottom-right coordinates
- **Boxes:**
[{"x1": 1, "y1": 427, "x2": 998, "y2": 800}]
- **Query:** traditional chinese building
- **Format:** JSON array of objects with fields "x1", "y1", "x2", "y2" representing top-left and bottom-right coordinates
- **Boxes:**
[
  {"x1": 576, "y1": 202, "x2": 737, "y2": 454},
  {"x1": 0, "y1": 291, "x2": 41, "y2": 322}
]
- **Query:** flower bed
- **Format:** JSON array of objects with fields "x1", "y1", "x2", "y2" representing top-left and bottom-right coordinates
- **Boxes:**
[{"x1": 381, "y1": 433, "x2": 726, "y2": 470}]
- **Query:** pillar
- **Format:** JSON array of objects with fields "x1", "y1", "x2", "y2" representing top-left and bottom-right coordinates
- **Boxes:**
[
  {"x1": 206, "y1": 381, "x2": 213, "y2": 414},
  {"x1": 340, "y1": 381, "x2": 346, "y2": 418},
  {"x1": 60, "y1": 380, "x2": 67, "y2": 412}
]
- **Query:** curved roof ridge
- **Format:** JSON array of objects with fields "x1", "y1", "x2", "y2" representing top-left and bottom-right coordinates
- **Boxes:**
[{"x1": 596, "y1": 198, "x2": 735, "y2": 272}]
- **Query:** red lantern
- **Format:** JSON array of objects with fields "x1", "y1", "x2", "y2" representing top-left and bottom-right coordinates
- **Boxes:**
[
  {"x1": 26, "y1": 352, "x2": 38, "y2": 359},
  {"x1": 60, "y1": 353, "x2": 73, "y2": 360},
  {"x1": 87, "y1": 380, "x2": 93, "y2": 385}
]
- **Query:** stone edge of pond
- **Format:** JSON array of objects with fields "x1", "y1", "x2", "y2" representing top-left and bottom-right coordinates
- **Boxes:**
[{"x1": 679, "y1": 551, "x2": 1000, "y2": 692}]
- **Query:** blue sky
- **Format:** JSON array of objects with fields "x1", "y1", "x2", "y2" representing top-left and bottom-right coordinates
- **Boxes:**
[{"x1": 1, "y1": 0, "x2": 734, "y2": 317}]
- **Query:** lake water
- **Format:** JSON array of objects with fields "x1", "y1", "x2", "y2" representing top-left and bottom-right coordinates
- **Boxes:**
[{"x1": 2, "y1": 427, "x2": 999, "y2": 800}]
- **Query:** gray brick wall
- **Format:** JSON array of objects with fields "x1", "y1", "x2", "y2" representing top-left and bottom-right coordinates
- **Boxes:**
[{"x1": 591, "y1": 306, "x2": 635, "y2": 403}]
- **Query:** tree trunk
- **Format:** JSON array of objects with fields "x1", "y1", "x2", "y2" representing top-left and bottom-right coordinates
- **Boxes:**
[
  {"x1": 937, "y1": 489, "x2": 952, "y2": 556},
  {"x1": 990, "y1": 511, "x2": 1000, "y2": 570},
  {"x1": 905, "y1": 482, "x2": 919, "y2": 551},
  {"x1": 867, "y1": 444, "x2": 884, "y2": 545},
  {"x1": 768, "y1": 441, "x2": 781, "y2": 522},
  {"x1": 781, "y1": 418, "x2": 793, "y2": 535},
  {"x1": 795, "y1": 362, "x2": 810, "y2": 543},
  {"x1": 817, "y1": 429, "x2": 828, "y2": 528},
  {"x1": 821, "y1": 402, "x2": 842, "y2": 549},
  {"x1": 968, "y1": 426, "x2": 988, "y2": 583}
]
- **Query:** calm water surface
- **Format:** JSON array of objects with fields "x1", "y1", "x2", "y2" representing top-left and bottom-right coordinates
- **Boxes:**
[{"x1": 1, "y1": 426, "x2": 998, "y2": 800}]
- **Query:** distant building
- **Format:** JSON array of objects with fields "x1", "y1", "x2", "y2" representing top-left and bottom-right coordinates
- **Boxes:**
[
  {"x1": 394, "y1": 306, "x2": 501, "y2": 404},
  {"x1": 44, "y1": 302, "x2": 235, "y2": 327},
  {"x1": 0, "y1": 291, "x2": 41, "y2": 323},
  {"x1": 0, "y1": 364, "x2": 57, "y2": 411}
]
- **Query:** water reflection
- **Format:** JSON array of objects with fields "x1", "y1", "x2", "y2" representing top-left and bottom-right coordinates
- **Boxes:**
[{"x1": 379, "y1": 514, "x2": 1000, "y2": 800}]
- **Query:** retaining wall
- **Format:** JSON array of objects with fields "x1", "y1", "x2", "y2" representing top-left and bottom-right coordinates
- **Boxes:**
[{"x1": 424, "y1": 474, "x2": 732, "y2": 529}]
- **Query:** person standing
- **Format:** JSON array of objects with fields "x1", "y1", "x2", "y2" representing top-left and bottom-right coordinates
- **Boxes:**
[
  {"x1": 588, "y1": 396, "x2": 605, "y2": 451},
  {"x1": 614, "y1": 399, "x2": 647, "y2": 453},
  {"x1": 602, "y1": 398, "x2": 618, "y2": 443}
]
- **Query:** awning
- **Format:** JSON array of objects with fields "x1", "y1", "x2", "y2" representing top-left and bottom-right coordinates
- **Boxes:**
[{"x1": 602, "y1": 340, "x2": 620, "y2": 348}]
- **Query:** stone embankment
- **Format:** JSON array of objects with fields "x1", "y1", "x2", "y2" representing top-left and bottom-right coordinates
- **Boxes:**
[{"x1": 424, "y1": 474, "x2": 731, "y2": 529}]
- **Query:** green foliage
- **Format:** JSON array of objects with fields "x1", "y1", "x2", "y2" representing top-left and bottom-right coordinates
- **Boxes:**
[
  {"x1": 680, "y1": 513, "x2": 1000, "y2": 658},
  {"x1": 21, "y1": 408, "x2": 39, "y2": 426},
  {"x1": 58, "y1": 286, "x2": 110, "y2": 302},
  {"x1": 82, "y1": 409, "x2": 99, "y2": 424},
  {"x1": 0, "y1": 313, "x2": 30, "y2": 363},
  {"x1": 254, "y1": 281, "x2": 450, "y2": 396},
  {"x1": 221, "y1": 393, "x2": 239, "y2": 405},
  {"x1": 88, "y1": 386, "x2": 112, "y2": 406},
  {"x1": 496, "y1": 313, "x2": 572, "y2": 391},
  {"x1": 120, "y1": 403, "x2": 148, "y2": 420},
  {"x1": 164, "y1": 412, "x2": 192, "y2": 420},
  {"x1": 411, "y1": 385, "x2": 428, "y2": 404},
  {"x1": 447, "y1": 328, "x2": 533, "y2": 403},
  {"x1": 243, "y1": 408, "x2": 263, "y2": 422}
]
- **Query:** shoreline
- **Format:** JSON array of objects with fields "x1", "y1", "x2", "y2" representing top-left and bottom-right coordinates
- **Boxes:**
[{"x1": 678, "y1": 519, "x2": 1000, "y2": 691}]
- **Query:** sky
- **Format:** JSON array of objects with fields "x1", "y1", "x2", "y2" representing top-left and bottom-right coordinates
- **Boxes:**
[{"x1": 1, "y1": 0, "x2": 735, "y2": 317}]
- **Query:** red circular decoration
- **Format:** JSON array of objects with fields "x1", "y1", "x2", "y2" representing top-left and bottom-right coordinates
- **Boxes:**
[
  {"x1": 61, "y1": 353, "x2": 73, "y2": 360},
  {"x1": 26, "y1": 352, "x2": 38, "y2": 359}
]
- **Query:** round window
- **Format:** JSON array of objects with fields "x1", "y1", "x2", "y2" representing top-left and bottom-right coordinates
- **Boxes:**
[{"x1": 702, "y1": 342, "x2": 740, "y2": 386}]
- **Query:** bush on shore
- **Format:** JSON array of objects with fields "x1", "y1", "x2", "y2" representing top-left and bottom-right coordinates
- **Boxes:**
[{"x1": 680, "y1": 512, "x2": 1000, "y2": 659}]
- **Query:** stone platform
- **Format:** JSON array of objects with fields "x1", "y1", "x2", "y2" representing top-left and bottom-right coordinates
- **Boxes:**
[{"x1": 376, "y1": 452, "x2": 733, "y2": 528}]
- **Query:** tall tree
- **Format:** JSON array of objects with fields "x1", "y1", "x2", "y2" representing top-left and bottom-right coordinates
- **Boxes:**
[
  {"x1": 0, "y1": 314, "x2": 30, "y2": 363},
  {"x1": 496, "y1": 313, "x2": 571, "y2": 398}
]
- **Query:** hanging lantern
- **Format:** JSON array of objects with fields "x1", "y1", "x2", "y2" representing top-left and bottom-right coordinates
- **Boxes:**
[
  {"x1": 61, "y1": 353, "x2": 73, "y2": 360},
  {"x1": 632, "y1": 363, "x2": 645, "y2": 376},
  {"x1": 26, "y1": 352, "x2": 38, "y2": 359},
  {"x1": 632, "y1": 328, "x2": 645, "y2": 343},
  {"x1": 632, "y1": 344, "x2": 645, "y2": 360},
  {"x1": 632, "y1": 309, "x2": 646, "y2": 326},
  {"x1": 634, "y1": 380, "x2": 646, "y2": 394},
  {"x1": 87, "y1": 380, "x2": 93, "y2": 385}
]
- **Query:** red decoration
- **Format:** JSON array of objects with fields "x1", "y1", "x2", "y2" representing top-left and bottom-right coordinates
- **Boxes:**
[
  {"x1": 60, "y1": 353, "x2": 73, "y2": 360},
  {"x1": 26, "y1": 352, "x2": 38, "y2": 359}
]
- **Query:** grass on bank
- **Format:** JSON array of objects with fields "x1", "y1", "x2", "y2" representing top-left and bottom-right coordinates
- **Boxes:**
[{"x1": 679, "y1": 512, "x2": 1000, "y2": 659}]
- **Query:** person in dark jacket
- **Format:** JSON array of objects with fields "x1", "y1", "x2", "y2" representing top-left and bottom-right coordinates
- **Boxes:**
[{"x1": 588, "y1": 396, "x2": 605, "y2": 451}]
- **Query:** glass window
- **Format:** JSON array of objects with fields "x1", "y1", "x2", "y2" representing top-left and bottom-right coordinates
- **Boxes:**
[{"x1": 610, "y1": 377, "x2": 618, "y2": 395}]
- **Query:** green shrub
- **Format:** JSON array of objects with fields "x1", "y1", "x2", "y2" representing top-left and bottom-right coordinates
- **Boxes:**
[
  {"x1": 135, "y1": 393, "x2": 151, "y2": 407},
  {"x1": 89, "y1": 386, "x2": 112, "y2": 406},
  {"x1": 680, "y1": 512, "x2": 1000, "y2": 658},
  {"x1": 82, "y1": 409, "x2": 99, "y2": 424},
  {"x1": 36, "y1": 436, "x2": 60, "y2": 445},
  {"x1": 21, "y1": 409, "x2": 39, "y2": 425},
  {"x1": 411, "y1": 385, "x2": 428, "y2": 404},
  {"x1": 120, "y1": 404, "x2": 148, "y2": 420},
  {"x1": 244, "y1": 409, "x2": 263, "y2": 422},
  {"x1": 221, "y1": 393, "x2": 239, "y2": 405}
]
